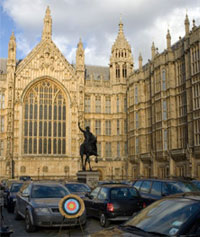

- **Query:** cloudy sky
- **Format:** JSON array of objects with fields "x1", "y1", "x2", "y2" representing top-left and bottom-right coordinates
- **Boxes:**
[{"x1": 0, "y1": 0, "x2": 200, "y2": 68}]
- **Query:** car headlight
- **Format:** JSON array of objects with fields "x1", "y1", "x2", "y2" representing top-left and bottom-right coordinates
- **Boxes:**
[{"x1": 34, "y1": 208, "x2": 50, "y2": 214}]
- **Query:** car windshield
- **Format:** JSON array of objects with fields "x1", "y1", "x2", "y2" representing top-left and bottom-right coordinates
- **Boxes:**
[
  {"x1": 124, "y1": 198, "x2": 200, "y2": 236},
  {"x1": 31, "y1": 184, "x2": 69, "y2": 198},
  {"x1": 10, "y1": 183, "x2": 23, "y2": 192},
  {"x1": 65, "y1": 183, "x2": 91, "y2": 193},
  {"x1": 110, "y1": 187, "x2": 138, "y2": 200},
  {"x1": 166, "y1": 181, "x2": 200, "y2": 194}
]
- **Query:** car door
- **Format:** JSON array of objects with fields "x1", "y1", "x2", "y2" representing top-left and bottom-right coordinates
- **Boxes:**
[
  {"x1": 95, "y1": 187, "x2": 109, "y2": 218},
  {"x1": 139, "y1": 180, "x2": 152, "y2": 205},
  {"x1": 149, "y1": 181, "x2": 162, "y2": 202},
  {"x1": 18, "y1": 183, "x2": 32, "y2": 217},
  {"x1": 84, "y1": 186, "x2": 101, "y2": 217}
]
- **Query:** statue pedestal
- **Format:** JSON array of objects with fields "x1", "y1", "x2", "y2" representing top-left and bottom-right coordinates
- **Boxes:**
[{"x1": 77, "y1": 171, "x2": 99, "y2": 188}]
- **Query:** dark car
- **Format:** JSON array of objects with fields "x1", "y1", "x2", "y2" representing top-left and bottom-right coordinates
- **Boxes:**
[
  {"x1": 14, "y1": 181, "x2": 86, "y2": 232},
  {"x1": 63, "y1": 182, "x2": 91, "y2": 198},
  {"x1": 192, "y1": 180, "x2": 200, "y2": 189},
  {"x1": 6, "y1": 181, "x2": 24, "y2": 212},
  {"x1": 19, "y1": 176, "x2": 32, "y2": 181},
  {"x1": 133, "y1": 178, "x2": 200, "y2": 205},
  {"x1": 91, "y1": 192, "x2": 200, "y2": 237},
  {"x1": 84, "y1": 184, "x2": 145, "y2": 227}
]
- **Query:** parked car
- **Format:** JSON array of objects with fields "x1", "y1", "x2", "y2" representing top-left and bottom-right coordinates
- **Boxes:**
[
  {"x1": 133, "y1": 178, "x2": 200, "y2": 205},
  {"x1": 192, "y1": 180, "x2": 200, "y2": 189},
  {"x1": 91, "y1": 192, "x2": 200, "y2": 237},
  {"x1": 14, "y1": 181, "x2": 86, "y2": 232},
  {"x1": 63, "y1": 182, "x2": 91, "y2": 198},
  {"x1": 19, "y1": 176, "x2": 32, "y2": 181},
  {"x1": 5, "y1": 181, "x2": 24, "y2": 212},
  {"x1": 3, "y1": 179, "x2": 18, "y2": 207},
  {"x1": 83, "y1": 184, "x2": 145, "y2": 227}
]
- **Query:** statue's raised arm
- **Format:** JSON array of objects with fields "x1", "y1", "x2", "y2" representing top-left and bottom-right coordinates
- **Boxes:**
[{"x1": 78, "y1": 122, "x2": 85, "y2": 133}]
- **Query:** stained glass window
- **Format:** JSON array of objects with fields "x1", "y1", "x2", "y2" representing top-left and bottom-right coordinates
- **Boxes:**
[{"x1": 23, "y1": 80, "x2": 66, "y2": 155}]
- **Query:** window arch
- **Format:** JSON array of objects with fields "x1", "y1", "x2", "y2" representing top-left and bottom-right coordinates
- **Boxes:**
[
  {"x1": 20, "y1": 166, "x2": 26, "y2": 173},
  {"x1": 162, "y1": 69, "x2": 166, "y2": 90},
  {"x1": 122, "y1": 63, "x2": 127, "y2": 78},
  {"x1": 23, "y1": 80, "x2": 66, "y2": 155},
  {"x1": 43, "y1": 166, "x2": 48, "y2": 173},
  {"x1": 116, "y1": 64, "x2": 120, "y2": 79}
]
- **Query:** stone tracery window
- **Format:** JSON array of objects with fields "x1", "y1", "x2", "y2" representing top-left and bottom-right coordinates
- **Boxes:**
[{"x1": 23, "y1": 80, "x2": 66, "y2": 155}]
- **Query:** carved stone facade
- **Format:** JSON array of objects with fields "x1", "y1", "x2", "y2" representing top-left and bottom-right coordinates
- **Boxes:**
[{"x1": 0, "y1": 8, "x2": 199, "y2": 180}]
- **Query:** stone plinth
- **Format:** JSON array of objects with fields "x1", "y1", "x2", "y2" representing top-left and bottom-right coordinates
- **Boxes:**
[{"x1": 77, "y1": 171, "x2": 99, "y2": 188}]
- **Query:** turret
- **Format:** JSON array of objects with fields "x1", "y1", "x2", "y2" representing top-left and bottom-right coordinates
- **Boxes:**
[
  {"x1": 76, "y1": 38, "x2": 85, "y2": 72},
  {"x1": 166, "y1": 29, "x2": 171, "y2": 50},
  {"x1": 184, "y1": 14, "x2": 190, "y2": 36},
  {"x1": 151, "y1": 42, "x2": 156, "y2": 59},
  {"x1": 7, "y1": 32, "x2": 16, "y2": 66},
  {"x1": 42, "y1": 6, "x2": 52, "y2": 40},
  {"x1": 138, "y1": 53, "x2": 143, "y2": 71},
  {"x1": 110, "y1": 18, "x2": 133, "y2": 84}
]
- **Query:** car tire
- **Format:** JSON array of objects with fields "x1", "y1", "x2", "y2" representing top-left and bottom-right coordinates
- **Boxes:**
[
  {"x1": 25, "y1": 210, "x2": 36, "y2": 232},
  {"x1": 100, "y1": 213, "x2": 110, "y2": 227},
  {"x1": 14, "y1": 205, "x2": 22, "y2": 220}
]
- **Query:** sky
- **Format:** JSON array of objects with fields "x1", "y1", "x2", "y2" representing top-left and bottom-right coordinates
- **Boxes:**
[{"x1": 0, "y1": 0, "x2": 200, "y2": 68}]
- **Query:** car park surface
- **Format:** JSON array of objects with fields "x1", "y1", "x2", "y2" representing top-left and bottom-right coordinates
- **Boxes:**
[
  {"x1": 14, "y1": 181, "x2": 87, "y2": 232},
  {"x1": 133, "y1": 178, "x2": 200, "y2": 205},
  {"x1": 84, "y1": 183, "x2": 144, "y2": 227},
  {"x1": 91, "y1": 192, "x2": 200, "y2": 236}
]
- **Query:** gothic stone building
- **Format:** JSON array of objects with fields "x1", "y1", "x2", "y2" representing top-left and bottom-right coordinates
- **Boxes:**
[{"x1": 0, "y1": 7, "x2": 199, "y2": 180}]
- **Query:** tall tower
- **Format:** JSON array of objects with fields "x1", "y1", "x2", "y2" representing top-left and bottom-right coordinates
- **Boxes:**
[
  {"x1": 76, "y1": 38, "x2": 85, "y2": 81},
  {"x1": 6, "y1": 32, "x2": 16, "y2": 178},
  {"x1": 185, "y1": 14, "x2": 190, "y2": 36},
  {"x1": 110, "y1": 19, "x2": 133, "y2": 84},
  {"x1": 42, "y1": 6, "x2": 52, "y2": 40}
]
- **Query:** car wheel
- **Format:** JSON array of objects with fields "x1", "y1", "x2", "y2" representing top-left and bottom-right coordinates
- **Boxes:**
[
  {"x1": 25, "y1": 210, "x2": 36, "y2": 232},
  {"x1": 14, "y1": 205, "x2": 22, "y2": 220},
  {"x1": 100, "y1": 213, "x2": 110, "y2": 227}
]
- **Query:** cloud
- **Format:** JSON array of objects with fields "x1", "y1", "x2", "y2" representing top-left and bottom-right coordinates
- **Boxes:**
[{"x1": 1, "y1": 0, "x2": 200, "y2": 67}]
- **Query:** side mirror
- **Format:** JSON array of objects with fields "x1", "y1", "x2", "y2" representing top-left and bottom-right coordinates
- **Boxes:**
[{"x1": 85, "y1": 193, "x2": 93, "y2": 199}]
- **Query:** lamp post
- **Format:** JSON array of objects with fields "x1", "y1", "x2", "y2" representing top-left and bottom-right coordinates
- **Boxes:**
[{"x1": 38, "y1": 168, "x2": 40, "y2": 180}]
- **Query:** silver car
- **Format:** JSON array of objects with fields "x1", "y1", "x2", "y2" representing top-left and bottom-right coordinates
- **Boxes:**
[{"x1": 15, "y1": 181, "x2": 87, "y2": 232}]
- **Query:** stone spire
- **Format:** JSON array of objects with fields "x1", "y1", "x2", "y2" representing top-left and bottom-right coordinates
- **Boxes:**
[
  {"x1": 76, "y1": 38, "x2": 85, "y2": 72},
  {"x1": 151, "y1": 42, "x2": 156, "y2": 59},
  {"x1": 184, "y1": 13, "x2": 190, "y2": 36},
  {"x1": 166, "y1": 29, "x2": 171, "y2": 50},
  {"x1": 42, "y1": 6, "x2": 52, "y2": 40},
  {"x1": 8, "y1": 32, "x2": 16, "y2": 64},
  {"x1": 138, "y1": 53, "x2": 143, "y2": 70}
]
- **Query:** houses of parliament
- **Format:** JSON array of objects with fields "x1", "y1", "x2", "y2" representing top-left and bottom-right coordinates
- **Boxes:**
[{"x1": 0, "y1": 7, "x2": 199, "y2": 180}]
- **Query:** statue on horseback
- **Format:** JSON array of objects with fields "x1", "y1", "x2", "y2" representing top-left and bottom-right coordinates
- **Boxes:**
[{"x1": 78, "y1": 122, "x2": 98, "y2": 171}]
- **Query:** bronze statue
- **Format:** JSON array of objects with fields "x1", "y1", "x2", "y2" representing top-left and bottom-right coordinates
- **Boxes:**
[{"x1": 78, "y1": 122, "x2": 98, "y2": 171}]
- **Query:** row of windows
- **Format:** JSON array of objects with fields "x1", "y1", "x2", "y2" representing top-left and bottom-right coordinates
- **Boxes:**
[
  {"x1": 0, "y1": 92, "x2": 5, "y2": 109},
  {"x1": 191, "y1": 45, "x2": 200, "y2": 75},
  {"x1": 114, "y1": 49, "x2": 128, "y2": 58},
  {"x1": 24, "y1": 138, "x2": 66, "y2": 154},
  {"x1": 193, "y1": 83, "x2": 200, "y2": 110},
  {"x1": 24, "y1": 104, "x2": 66, "y2": 120},
  {"x1": 116, "y1": 64, "x2": 127, "y2": 79},
  {"x1": 20, "y1": 165, "x2": 70, "y2": 174},
  {"x1": 84, "y1": 119, "x2": 127, "y2": 136},
  {"x1": 84, "y1": 95, "x2": 127, "y2": 113},
  {"x1": 194, "y1": 119, "x2": 200, "y2": 146},
  {"x1": 0, "y1": 116, "x2": 4, "y2": 132},
  {"x1": 24, "y1": 121, "x2": 66, "y2": 137},
  {"x1": 0, "y1": 140, "x2": 3, "y2": 156},
  {"x1": 97, "y1": 141, "x2": 128, "y2": 157}
]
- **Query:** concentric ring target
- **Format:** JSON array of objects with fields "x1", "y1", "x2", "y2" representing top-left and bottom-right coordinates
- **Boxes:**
[{"x1": 59, "y1": 194, "x2": 85, "y2": 219}]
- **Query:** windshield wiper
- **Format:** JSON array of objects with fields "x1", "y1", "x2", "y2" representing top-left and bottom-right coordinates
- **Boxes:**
[{"x1": 119, "y1": 225, "x2": 168, "y2": 236}]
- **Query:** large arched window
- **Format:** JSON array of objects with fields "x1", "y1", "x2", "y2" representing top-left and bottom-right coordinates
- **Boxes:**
[{"x1": 23, "y1": 80, "x2": 66, "y2": 155}]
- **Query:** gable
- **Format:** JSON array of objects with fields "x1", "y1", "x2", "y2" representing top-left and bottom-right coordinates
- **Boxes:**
[{"x1": 16, "y1": 39, "x2": 76, "y2": 80}]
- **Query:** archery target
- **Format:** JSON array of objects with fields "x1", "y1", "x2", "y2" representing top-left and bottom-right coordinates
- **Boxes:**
[{"x1": 59, "y1": 194, "x2": 85, "y2": 219}]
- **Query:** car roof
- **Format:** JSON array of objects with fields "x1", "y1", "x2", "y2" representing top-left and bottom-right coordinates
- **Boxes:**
[
  {"x1": 163, "y1": 192, "x2": 200, "y2": 201},
  {"x1": 134, "y1": 178, "x2": 193, "y2": 183},
  {"x1": 99, "y1": 183, "x2": 133, "y2": 188}
]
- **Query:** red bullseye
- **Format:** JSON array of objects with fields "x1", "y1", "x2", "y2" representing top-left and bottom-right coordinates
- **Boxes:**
[{"x1": 67, "y1": 201, "x2": 76, "y2": 211}]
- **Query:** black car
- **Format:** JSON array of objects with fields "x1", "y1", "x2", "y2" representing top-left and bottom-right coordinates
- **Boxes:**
[
  {"x1": 63, "y1": 182, "x2": 91, "y2": 198},
  {"x1": 84, "y1": 184, "x2": 145, "y2": 227},
  {"x1": 91, "y1": 192, "x2": 200, "y2": 237},
  {"x1": 6, "y1": 181, "x2": 24, "y2": 212},
  {"x1": 133, "y1": 178, "x2": 200, "y2": 205},
  {"x1": 15, "y1": 181, "x2": 86, "y2": 232}
]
